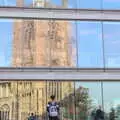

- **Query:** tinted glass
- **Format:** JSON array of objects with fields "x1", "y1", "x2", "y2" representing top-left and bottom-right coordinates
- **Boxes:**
[
  {"x1": 0, "y1": 19, "x2": 77, "y2": 67},
  {"x1": 103, "y1": 82, "x2": 120, "y2": 119},
  {"x1": 75, "y1": 82, "x2": 103, "y2": 120},
  {"x1": 103, "y1": 0, "x2": 120, "y2": 9},
  {"x1": 77, "y1": 22, "x2": 103, "y2": 68},
  {"x1": 103, "y1": 22, "x2": 120, "y2": 68},
  {"x1": 79, "y1": 0, "x2": 101, "y2": 9},
  {"x1": 0, "y1": 80, "x2": 75, "y2": 120}
]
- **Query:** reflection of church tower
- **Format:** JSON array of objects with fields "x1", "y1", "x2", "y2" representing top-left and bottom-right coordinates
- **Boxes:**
[
  {"x1": 16, "y1": 0, "x2": 24, "y2": 7},
  {"x1": 33, "y1": 0, "x2": 45, "y2": 7},
  {"x1": 62, "y1": 0, "x2": 68, "y2": 7},
  {"x1": 12, "y1": 0, "x2": 73, "y2": 118}
]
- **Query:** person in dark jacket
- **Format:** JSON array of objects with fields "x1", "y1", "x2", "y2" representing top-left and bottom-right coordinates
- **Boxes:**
[
  {"x1": 28, "y1": 113, "x2": 36, "y2": 120},
  {"x1": 95, "y1": 106, "x2": 104, "y2": 120},
  {"x1": 47, "y1": 95, "x2": 59, "y2": 120}
]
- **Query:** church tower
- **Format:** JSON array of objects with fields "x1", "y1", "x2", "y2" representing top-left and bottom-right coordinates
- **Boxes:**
[
  {"x1": 33, "y1": 0, "x2": 45, "y2": 7},
  {"x1": 16, "y1": 0, "x2": 24, "y2": 7},
  {"x1": 12, "y1": 0, "x2": 74, "y2": 119},
  {"x1": 62, "y1": 0, "x2": 68, "y2": 7}
]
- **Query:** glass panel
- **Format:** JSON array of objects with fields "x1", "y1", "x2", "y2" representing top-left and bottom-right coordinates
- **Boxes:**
[
  {"x1": 0, "y1": 19, "x2": 77, "y2": 67},
  {"x1": 0, "y1": 0, "x2": 16, "y2": 6},
  {"x1": 46, "y1": 81, "x2": 75, "y2": 120},
  {"x1": 50, "y1": 0, "x2": 62, "y2": 8},
  {"x1": 49, "y1": 20, "x2": 77, "y2": 67},
  {"x1": 0, "y1": 19, "x2": 13, "y2": 67},
  {"x1": 77, "y1": 22, "x2": 103, "y2": 68},
  {"x1": 67, "y1": 0, "x2": 77, "y2": 8},
  {"x1": 79, "y1": 0, "x2": 101, "y2": 9},
  {"x1": 103, "y1": 82, "x2": 120, "y2": 120},
  {"x1": 103, "y1": 22, "x2": 120, "y2": 68},
  {"x1": 60, "y1": 81, "x2": 75, "y2": 120},
  {"x1": 23, "y1": 0, "x2": 78, "y2": 8},
  {"x1": 75, "y1": 82, "x2": 103, "y2": 120},
  {"x1": 24, "y1": 0, "x2": 33, "y2": 7},
  {"x1": 0, "y1": 80, "x2": 75, "y2": 120},
  {"x1": 103, "y1": 0, "x2": 120, "y2": 9}
]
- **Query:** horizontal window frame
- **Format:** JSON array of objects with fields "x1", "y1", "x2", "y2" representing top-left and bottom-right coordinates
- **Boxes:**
[
  {"x1": 0, "y1": 7, "x2": 120, "y2": 21},
  {"x1": 0, "y1": 67, "x2": 120, "y2": 81}
]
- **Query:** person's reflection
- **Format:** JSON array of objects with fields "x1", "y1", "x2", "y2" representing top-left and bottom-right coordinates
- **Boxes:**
[
  {"x1": 109, "y1": 108, "x2": 115, "y2": 120},
  {"x1": 95, "y1": 106, "x2": 104, "y2": 120}
]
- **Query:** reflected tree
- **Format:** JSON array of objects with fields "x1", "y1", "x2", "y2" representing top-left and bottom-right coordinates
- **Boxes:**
[
  {"x1": 75, "y1": 87, "x2": 92, "y2": 120},
  {"x1": 60, "y1": 86, "x2": 92, "y2": 120}
]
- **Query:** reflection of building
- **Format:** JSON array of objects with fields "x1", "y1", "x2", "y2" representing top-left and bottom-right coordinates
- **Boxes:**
[
  {"x1": 61, "y1": 86, "x2": 90, "y2": 120},
  {"x1": 0, "y1": 82, "x2": 11, "y2": 120},
  {"x1": 0, "y1": 0, "x2": 74, "y2": 120}
]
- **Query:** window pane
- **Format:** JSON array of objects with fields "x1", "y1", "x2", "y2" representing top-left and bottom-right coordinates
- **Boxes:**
[
  {"x1": 79, "y1": 0, "x2": 101, "y2": 9},
  {"x1": 24, "y1": 0, "x2": 33, "y2": 7},
  {"x1": 103, "y1": 0, "x2": 120, "y2": 9},
  {"x1": 0, "y1": 19, "x2": 77, "y2": 67},
  {"x1": 49, "y1": 20, "x2": 77, "y2": 67},
  {"x1": 47, "y1": 81, "x2": 75, "y2": 120},
  {"x1": 103, "y1": 82, "x2": 120, "y2": 120},
  {"x1": 46, "y1": 0, "x2": 77, "y2": 8},
  {"x1": 75, "y1": 82, "x2": 103, "y2": 120},
  {"x1": 0, "y1": 80, "x2": 74, "y2": 120},
  {"x1": 0, "y1": 0, "x2": 16, "y2": 6},
  {"x1": 103, "y1": 22, "x2": 120, "y2": 68},
  {"x1": 0, "y1": 81, "x2": 47, "y2": 120},
  {"x1": 77, "y1": 22, "x2": 103, "y2": 68},
  {"x1": 0, "y1": 19, "x2": 13, "y2": 67},
  {"x1": 24, "y1": 0, "x2": 77, "y2": 8}
]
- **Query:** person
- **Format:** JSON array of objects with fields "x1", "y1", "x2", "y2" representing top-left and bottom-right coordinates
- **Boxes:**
[
  {"x1": 28, "y1": 113, "x2": 36, "y2": 120},
  {"x1": 109, "y1": 108, "x2": 115, "y2": 120},
  {"x1": 95, "y1": 106, "x2": 104, "y2": 120},
  {"x1": 47, "y1": 95, "x2": 59, "y2": 120}
]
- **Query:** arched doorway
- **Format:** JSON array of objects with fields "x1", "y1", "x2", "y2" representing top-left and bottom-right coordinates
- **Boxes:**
[{"x1": 0, "y1": 104, "x2": 10, "y2": 120}]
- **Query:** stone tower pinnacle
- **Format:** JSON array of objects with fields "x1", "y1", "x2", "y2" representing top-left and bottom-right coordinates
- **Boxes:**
[
  {"x1": 62, "y1": 0, "x2": 68, "y2": 7},
  {"x1": 33, "y1": 0, "x2": 45, "y2": 7},
  {"x1": 16, "y1": 0, "x2": 24, "y2": 7}
]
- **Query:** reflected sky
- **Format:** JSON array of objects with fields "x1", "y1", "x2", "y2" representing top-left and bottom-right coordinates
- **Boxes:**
[
  {"x1": 104, "y1": 22, "x2": 120, "y2": 68},
  {"x1": 79, "y1": 0, "x2": 101, "y2": 8},
  {"x1": 78, "y1": 22, "x2": 103, "y2": 68},
  {"x1": 0, "y1": 19, "x2": 13, "y2": 66},
  {"x1": 0, "y1": 0, "x2": 120, "y2": 9},
  {"x1": 103, "y1": 82, "x2": 120, "y2": 113}
]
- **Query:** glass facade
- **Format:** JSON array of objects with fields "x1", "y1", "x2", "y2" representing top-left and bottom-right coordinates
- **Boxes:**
[
  {"x1": 103, "y1": 22, "x2": 120, "y2": 68},
  {"x1": 0, "y1": 0, "x2": 119, "y2": 120},
  {"x1": 1, "y1": 19, "x2": 120, "y2": 68},
  {"x1": 1, "y1": 0, "x2": 120, "y2": 9},
  {"x1": 0, "y1": 81, "x2": 120, "y2": 120},
  {"x1": 0, "y1": 19, "x2": 77, "y2": 67}
]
